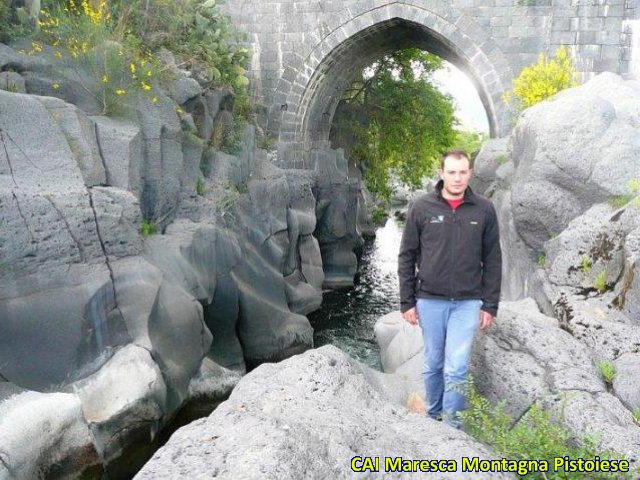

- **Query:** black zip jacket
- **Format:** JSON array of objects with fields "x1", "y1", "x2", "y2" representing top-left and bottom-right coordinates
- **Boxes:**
[{"x1": 398, "y1": 180, "x2": 502, "y2": 316}]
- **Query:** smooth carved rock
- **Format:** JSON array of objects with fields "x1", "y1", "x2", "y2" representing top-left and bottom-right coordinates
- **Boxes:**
[{"x1": 135, "y1": 346, "x2": 514, "y2": 480}]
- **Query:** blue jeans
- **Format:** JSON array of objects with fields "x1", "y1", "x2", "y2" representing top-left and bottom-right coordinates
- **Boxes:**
[{"x1": 416, "y1": 298, "x2": 482, "y2": 428}]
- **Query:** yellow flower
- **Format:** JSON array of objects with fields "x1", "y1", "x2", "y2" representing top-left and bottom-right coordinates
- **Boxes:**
[
  {"x1": 140, "y1": 81, "x2": 152, "y2": 91},
  {"x1": 151, "y1": 96, "x2": 158, "y2": 104},
  {"x1": 52, "y1": 83, "x2": 60, "y2": 90},
  {"x1": 129, "y1": 63, "x2": 136, "y2": 75},
  {"x1": 176, "y1": 107, "x2": 184, "y2": 114},
  {"x1": 54, "y1": 51, "x2": 62, "y2": 59},
  {"x1": 146, "y1": 70, "x2": 152, "y2": 77},
  {"x1": 102, "y1": 75, "x2": 109, "y2": 83},
  {"x1": 115, "y1": 89, "x2": 126, "y2": 96}
]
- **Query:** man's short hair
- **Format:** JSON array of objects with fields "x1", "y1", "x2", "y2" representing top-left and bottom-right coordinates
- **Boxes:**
[{"x1": 440, "y1": 149, "x2": 472, "y2": 169}]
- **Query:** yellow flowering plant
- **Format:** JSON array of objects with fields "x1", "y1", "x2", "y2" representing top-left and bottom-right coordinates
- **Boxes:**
[
  {"x1": 503, "y1": 46, "x2": 578, "y2": 111},
  {"x1": 35, "y1": 0, "x2": 160, "y2": 115}
]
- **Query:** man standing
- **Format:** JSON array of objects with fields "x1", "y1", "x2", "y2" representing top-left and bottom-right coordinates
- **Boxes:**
[{"x1": 397, "y1": 150, "x2": 502, "y2": 428}]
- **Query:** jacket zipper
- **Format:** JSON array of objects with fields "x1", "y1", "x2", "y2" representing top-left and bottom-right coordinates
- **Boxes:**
[{"x1": 450, "y1": 207, "x2": 456, "y2": 300}]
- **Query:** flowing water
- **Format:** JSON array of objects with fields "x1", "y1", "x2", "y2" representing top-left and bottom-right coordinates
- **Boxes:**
[{"x1": 308, "y1": 213, "x2": 405, "y2": 370}]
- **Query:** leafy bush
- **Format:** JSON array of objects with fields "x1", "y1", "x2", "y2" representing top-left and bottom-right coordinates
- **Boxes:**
[
  {"x1": 538, "y1": 253, "x2": 546, "y2": 268},
  {"x1": 371, "y1": 205, "x2": 387, "y2": 225},
  {"x1": 495, "y1": 154, "x2": 508, "y2": 165},
  {"x1": 333, "y1": 49, "x2": 457, "y2": 202},
  {"x1": 35, "y1": 0, "x2": 160, "y2": 115},
  {"x1": 608, "y1": 195, "x2": 633, "y2": 209},
  {"x1": 597, "y1": 361, "x2": 615, "y2": 384},
  {"x1": 451, "y1": 130, "x2": 488, "y2": 160},
  {"x1": 196, "y1": 177, "x2": 205, "y2": 196},
  {"x1": 581, "y1": 255, "x2": 592, "y2": 274},
  {"x1": 20, "y1": 0, "x2": 249, "y2": 116},
  {"x1": 461, "y1": 383, "x2": 634, "y2": 479},
  {"x1": 139, "y1": 218, "x2": 157, "y2": 237},
  {"x1": 594, "y1": 270, "x2": 608, "y2": 293},
  {"x1": 504, "y1": 46, "x2": 578, "y2": 111},
  {"x1": 111, "y1": 0, "x2": 249, "y2": 89}
]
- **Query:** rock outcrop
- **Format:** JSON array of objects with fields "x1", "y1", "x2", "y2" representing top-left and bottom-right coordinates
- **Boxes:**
[
  {"x1": 375, "y1": 301, "x2": 640, "y2": 465},
  {"x1": 0, "y1": 40, "x2": 343, "y2": 477},
  {"x1": 135, "y1": 345, "x2": 514, "y2": 480}
]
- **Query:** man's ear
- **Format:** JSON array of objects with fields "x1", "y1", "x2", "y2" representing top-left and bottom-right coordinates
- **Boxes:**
[{"x1": 437, "y1": 168, "x2": 443, "y2": 180}]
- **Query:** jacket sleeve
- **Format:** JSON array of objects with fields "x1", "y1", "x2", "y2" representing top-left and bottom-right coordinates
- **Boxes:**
[
  {"x1": 481, "y1": 203, "x2": 502, "y2": 316},
  {"x1": 398, "y1": 201, "x2": 421, "y2": 313}
]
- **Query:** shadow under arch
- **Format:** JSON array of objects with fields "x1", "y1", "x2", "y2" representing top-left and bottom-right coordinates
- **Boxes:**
[{"x1": 272, "y1": 5, "x2": 515, "y2": 161}]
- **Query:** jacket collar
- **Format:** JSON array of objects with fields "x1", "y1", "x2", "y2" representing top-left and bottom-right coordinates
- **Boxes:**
[{"x1": 435, "y1": 179, "x2": 476, "y2": 204}]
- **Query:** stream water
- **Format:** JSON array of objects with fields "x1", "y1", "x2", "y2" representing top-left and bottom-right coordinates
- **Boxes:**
[{"x1": 308, "y1": 213, "x2": 405, "y2": 370}]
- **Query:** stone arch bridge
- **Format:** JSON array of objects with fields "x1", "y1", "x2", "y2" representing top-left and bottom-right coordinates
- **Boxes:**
[{"x1": 224, "y1": 0, "x2": 638, "y2": 164}]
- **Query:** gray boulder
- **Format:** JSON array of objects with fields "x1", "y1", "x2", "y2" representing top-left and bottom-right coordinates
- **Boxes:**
[
  {"x1": 374, "y1": 299, "x2": 640, "y2": 463},
  {"x1": 473, "y1": 299, "x2": 640, "y2": 462},
  {"x1": 470, "y1": 137, "x2": 509, "y2": 196},
  {"x1": 0, "y1": 388, "x2": 102, "y2": 479},
  {"x1": 135, "y1": 346, "x2": 514, "y2": 480},
  {"x1": 613, "y1": 353, "x2": 640, "y2": 412},
  {"x1": 72, "y1": 344, "x2": 167, "y2": 478},
  {"x1": 509, "y1": 72, "x2": 640, "y2": 252}
]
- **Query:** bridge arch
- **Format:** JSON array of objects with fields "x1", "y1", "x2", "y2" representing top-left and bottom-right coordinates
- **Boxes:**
[{"x1": 270, "y1": 2, "x2": 515, "y2": 156}]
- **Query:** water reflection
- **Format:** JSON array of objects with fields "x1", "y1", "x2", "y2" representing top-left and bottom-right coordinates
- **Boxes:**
[{"x1": 308, "y1": 214, "x2": 404, "y2": 370}]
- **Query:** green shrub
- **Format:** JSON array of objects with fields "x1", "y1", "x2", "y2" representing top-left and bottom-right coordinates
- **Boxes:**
[
  {"x1": 220, "y1": 116, "x2": 244, "y2": 155},
  {"x1": 27, "y1": 0, "x2": 249, "y2": 116},
  {"x1": 581, "y1": 255, "x2": 592, "y2": 275},
  {"x1": 495, "y1": 154, "x2": 508, "y2": 165},
  {"x1": 594, "y1": 270, "x2": 608, "y2": 293},
  {"x1": 608, "y1": 195, "x2": 633, "y2": 209},
  {"x1": 633, "y1": 408, "x2": 640, "y2": 425},
  {"x1": 139, "y1": 218, "x2": 157, "y2": 237},
  {"x1": 503, "y1": 46, "x2": 578, "y2": 111},
  {"x1": 461, "y1": 383, "x2": 633, "y2": 479},
  {"x1": 538, "y1": 254, "x2": 546, "y2": 268},
  {"x1": 628, "y1": 178, "x2": 640, "y2": 196},
  {"x1": 597, "y1": 361, "x2": 615, "y2": 384},
  {"x1": 257, "y1": 135, "x2": 277, "y2": 151},
  {"x1": 196, "y1": 177, "x2": 205, "y2": 196},
  {"x1": 219, "y1": 182, "x2": 239, "y2": 220},
  {"x1": 371, "y1": 205, "x2": 387, "y2": 224},
  {"x1": 35, "y1": 0, "x2": 161, "y2": 116},
  {"x1": 111, "y1": 0, "x2": 250, "y2": 89}
]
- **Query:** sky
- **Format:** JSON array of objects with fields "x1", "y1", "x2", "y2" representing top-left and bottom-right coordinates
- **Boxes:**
[{"x1": 431, "y1": 61, "x2": 490, "y2": 134}]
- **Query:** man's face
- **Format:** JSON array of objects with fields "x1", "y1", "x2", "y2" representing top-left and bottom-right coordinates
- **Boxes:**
[{"x1": 438, "y1": 155, "x2": 472, "y2": 198}]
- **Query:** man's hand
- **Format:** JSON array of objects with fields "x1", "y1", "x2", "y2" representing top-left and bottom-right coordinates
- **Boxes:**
[
  {"x1": 402, "y1": 307, "x2": 418, "y2": 325},
  {"x1": 480, "y1": 310, "x2": 495, "y2": 330}
]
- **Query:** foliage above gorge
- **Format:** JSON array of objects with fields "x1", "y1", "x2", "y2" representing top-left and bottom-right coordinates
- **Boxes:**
[
  {"x1": 331, "y1": 49, "x2": 460, "y2": 201},
  {"x1": 3, "y1": 0, "x2": 249, "y2": 115}
]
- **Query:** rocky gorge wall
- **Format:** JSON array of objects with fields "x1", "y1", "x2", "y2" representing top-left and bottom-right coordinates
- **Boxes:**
[{"x1": 0, "y1": 40, "x2": 372, "y2": 478}]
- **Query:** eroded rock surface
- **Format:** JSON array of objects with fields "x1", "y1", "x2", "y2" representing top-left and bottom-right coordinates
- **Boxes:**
[{"x1": 135, "y1": 346, "x2": 514, "y2": 480}]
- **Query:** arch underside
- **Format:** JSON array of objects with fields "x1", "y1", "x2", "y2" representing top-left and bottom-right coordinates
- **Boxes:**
[{"x1": 275, "y1": 15, "x2": 513, "y2": 156}]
